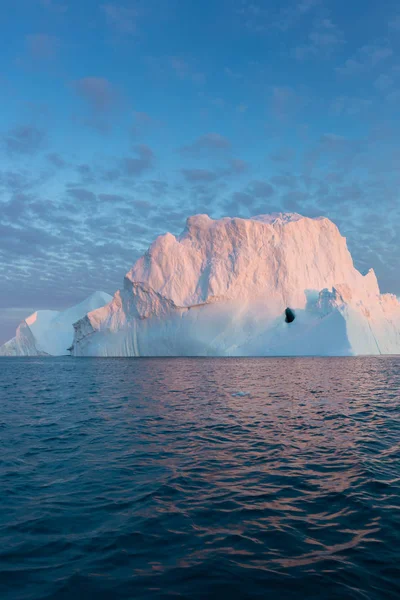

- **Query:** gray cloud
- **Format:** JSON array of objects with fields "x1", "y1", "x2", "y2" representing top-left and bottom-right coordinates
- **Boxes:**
[
  {"x1": 72, "y1": 77, "x2": 118, "y2": 111},
  {"x1": 47, "y1": 152, "x2": 67, "y2": 168},
  {"x1": 270, "y1": 148, "x2": 295, "y2": 163},
  {"x1": 181, "y1": 157, "x2": 248, "y2": 183},
  {"x1": 121, "y1": 145, "x2": 154, "y2": 176},
  {"x1": 247, "y1": 180, "x2": 275, "y2": 198},
  {"x1": 181, "y1": 169, "x2": 220, "y2": 183},
  {"x1": 67, "y1": 188, "x2": 97, "y2": 203},
  {"x1": 3, "y1": 125, "x2": 46, "y2": 155},
  {"x1": 180, "y1": 133, "x2": 231, "y2": 157}
]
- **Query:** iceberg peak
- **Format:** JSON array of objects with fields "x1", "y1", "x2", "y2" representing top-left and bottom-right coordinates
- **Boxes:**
[
  {"x1": 70, "y1": 213, "x2": 400, "y2": 357},
  {"x1": 0, "y1": 291, "x2": 113, "y2": 356}
]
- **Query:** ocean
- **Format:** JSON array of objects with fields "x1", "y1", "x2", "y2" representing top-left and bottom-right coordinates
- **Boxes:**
[{"x1": 0, "y1": 356, "x2": 399, "y2": 599}]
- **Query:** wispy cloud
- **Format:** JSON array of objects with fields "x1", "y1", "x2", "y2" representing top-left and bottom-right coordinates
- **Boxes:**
[
  {"x1": 169, "y1": 57, "x2": 206, "y2": 85},
  {"x1": 145, "y1": 56, "x2": 206, "y2": 86},
  {"x1": 330, "y1": 96, "x2": 373, "y2": 116},
  {"x1": 101, "y1": 3, "x2": 138, "y2": 35},
  {"x1": 238, "y1": 0, "x2": 321, "y2": 33},
  {"x1": 180, "y1": 133, "x2": 231, "y2": 157},
  {"x1": 336, "y1": 44, "x2": 393, "y2": 76},
  {"x1": 39, "y1": 0, "x2": 67, "y2": 13},
  {"x1": 294, "y1": 18, "x2": 344, "y2": 59},
  {"x1": 275, "y1": 0, "x2": 321, "y2": 31},
  {"x1": 3, "y1": 125, "x2": 46, "y2": 155}
]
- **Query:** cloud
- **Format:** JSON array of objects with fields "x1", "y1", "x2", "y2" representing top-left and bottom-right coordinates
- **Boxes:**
[
  {"x1": 303, "y1": 133, "x2": 363, "y2": 175},
  {"x1": 294, "y1": 18, "x2": 344, "y2": 60},
  {"x1": 388, "y1": 15, "x2": 400, "y2": 30},
  {"x1": 226, "y1": 158, "x2": 249, "y2": 175},
  {"x1": 97, "y1": 193, "x2": 127, "y2": 204},
  {"x1": 281, "y1": 190, "x2": 308, "y2": 211},
  {"x1": 273, "y1": 0, "x2": 321, "y2": 32},
  {"x1": 101, "y1": 4, "x2": 137, "y2": 34},
  {"x1": 224, "y1": 67, "x2": 243, "y2": 79},
  {"x1": 72, "y1": 77, "x2": 118, "y2": 111},
  {"x1": 67, "y1": 188, "x2": 97, "y2": 203},
  {"x1": 270, "y1": 173, "x2": 298, "y2": 188},
  {"x1": 181, "y1": 169, "x2": 220, "y2": 183},
  {"x1": 74, "y1": 163, "x2": 96, "y2": 184},
  {"x1": 247, "y1": 180, "x2": 275, "y2": 198},
  {"x1": 0, "y1": 168, "x2": 48, "y2": 192},
  {"x1": 330, "y1": 96, "x2": 373, "y2": 116},
  {"x1": 26, "y1": 34, "x2": 60, "y2": 60},
  {"x1": 170, "y1": 57, "x2": 188, "y2": 78},
  {"x1": 237, "y1": 1, "x2": 320, "y2": 33},
  {"x1": 374, "y1": 74, "x2": 393, "y2": 92},
  {"x1": 271, "y1": 86, "x2": 308, "y2": 120},
  {"x1": 169, "y1": 57, "x2": 206, "y2": 85},
  {"x1": 1, "y1": 193, "x2": 32, "y2": 223},
  {"x1": 222, "y1": 191, "x2": 256, "y2": 216},
  {"x1": 47, "y1": 152, "x2": 67, "y2": 168},
  {"x1": 145, "y1": 55, "x2": 206, "y2": 86},
  {"x1": 39, "y1": 0, "x2": 67, "y2": 13},
  {"x1": 121, "y1": 144, "x2": 154, "y2": 176},
  {"x1": 3, "y1": 125, "x2": 46, "y2": 155},
  {"x1": 270, "y1": 148, "x2": 295, "y2": 163},
  {"x1": 180, "y1": 133, "x2": 231, "y2": 157},
  {"x1": 336, "y1": 44, "x2": 393, "y2": 76},
  {"x1": 223, "y1": 181, "x2": 277, "y2": 216},
  {"x1": 79, "y1": 116, "x2": 112, "y2": 134},
  {"x1": 130, "y1": 111, "x2": 158, "y2": 138},
  {"x1": 180, "y1": 155, "x2": 248, "y2": 183}
]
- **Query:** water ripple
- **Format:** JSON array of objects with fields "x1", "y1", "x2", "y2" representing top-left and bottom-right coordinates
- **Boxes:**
[{"x1": 0, "y1": 356, "x2": 399, "y2": 599}]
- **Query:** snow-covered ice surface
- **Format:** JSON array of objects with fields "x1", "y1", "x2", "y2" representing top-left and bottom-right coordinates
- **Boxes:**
[
  {"x1": 0, "y1": 292, "x2": 112, "y2": 356},
  {"x1": 52, "y1": 214, "x2": 400, "y2": 356}
]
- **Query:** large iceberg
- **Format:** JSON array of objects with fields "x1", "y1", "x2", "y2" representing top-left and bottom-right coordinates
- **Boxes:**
[
  {"x1": 0, "y1": 291, "x2": 112, "y2": 356},
  {"x1": 68, "y1": 213, "x2": 400, "y2": 356}
]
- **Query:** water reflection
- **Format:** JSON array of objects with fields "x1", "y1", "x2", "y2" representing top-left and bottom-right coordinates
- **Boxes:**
[{"x1": 0, "y1": 356, "x2": 399, "y2": 599}]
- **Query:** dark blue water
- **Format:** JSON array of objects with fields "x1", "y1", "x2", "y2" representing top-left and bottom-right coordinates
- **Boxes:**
[{"x1": 0, "y1": 357, "x2": 399, "y2": 600}]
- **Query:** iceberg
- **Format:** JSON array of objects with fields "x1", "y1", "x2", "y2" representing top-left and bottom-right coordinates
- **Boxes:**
[
  {"x1": 52, "y1": 214, "x2": 400, "y2": 356},
  {"x1": 0, "y1": 291, "x2": 112, "y2": 356}
]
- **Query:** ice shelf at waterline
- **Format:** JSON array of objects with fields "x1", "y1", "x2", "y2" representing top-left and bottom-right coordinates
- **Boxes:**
[
  {"x1": 69, "y1": 213, "x2": 400, "y2": 357},
  {"x1": 0, "y1": 292, "x2": 112, "y2": 356}
]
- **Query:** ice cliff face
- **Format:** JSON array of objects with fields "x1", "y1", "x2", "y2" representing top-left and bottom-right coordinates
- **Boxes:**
[
  {"x1": 0, "y1": 291, "x2": 112, "y2": 356},
  {"x1": 69, "y1": 213, "x2": 400, "y2": 356}
]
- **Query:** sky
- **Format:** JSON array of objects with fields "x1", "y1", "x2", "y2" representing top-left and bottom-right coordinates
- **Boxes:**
[{"x1": 1, "y1": 0, "x2": 400, "y2": 343}]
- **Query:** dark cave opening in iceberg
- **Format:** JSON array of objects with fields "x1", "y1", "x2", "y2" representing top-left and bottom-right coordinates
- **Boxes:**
[{"x1": 285, "y1": 308, "x2": 295, "y2": 323}]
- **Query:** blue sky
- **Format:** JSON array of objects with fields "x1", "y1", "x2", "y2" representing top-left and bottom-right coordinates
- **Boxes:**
[{"x1": 1, "y1": 0, "x2": 400, "y2": 342}]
